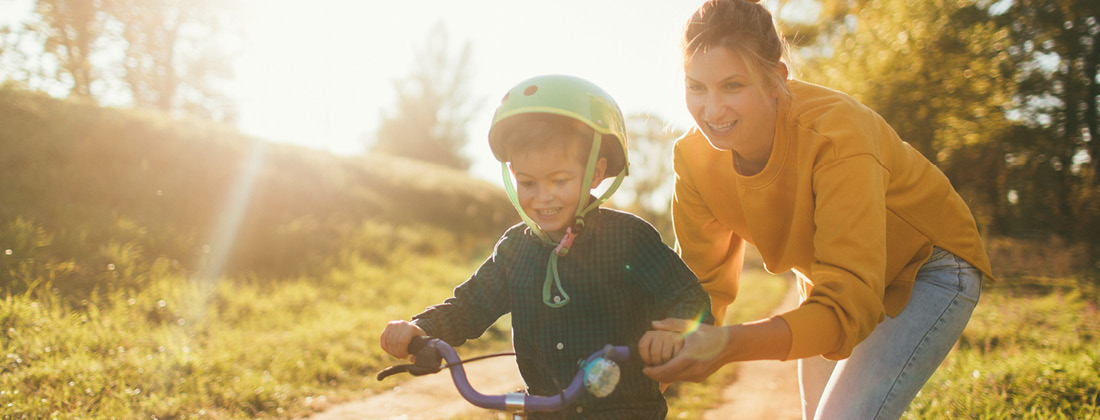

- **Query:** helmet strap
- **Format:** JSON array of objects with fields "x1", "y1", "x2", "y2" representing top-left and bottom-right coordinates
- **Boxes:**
[
  {"x1": 577, "y1": 131, "x2": 626, "y2": 221},
  {"x1": 501, "y1": 162, "x2": 552, "y2": 244},
  {"x1": 500, "y1": 131, "x2": 627, "y2": 309}
]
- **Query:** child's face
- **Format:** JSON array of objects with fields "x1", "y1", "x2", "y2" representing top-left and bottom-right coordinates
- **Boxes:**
[{"x1": 510, "y1": 137, "x2": 606, "y2": 242}]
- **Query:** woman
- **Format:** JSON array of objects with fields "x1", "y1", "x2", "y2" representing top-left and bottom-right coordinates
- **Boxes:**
[{"x1": 641, "y1": 0, "x2": 995, "y2": 419}]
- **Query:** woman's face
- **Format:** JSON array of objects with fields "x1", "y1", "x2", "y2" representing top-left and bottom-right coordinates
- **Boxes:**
[{"x1": 684, "y1": 47, "x2": 780, "y2": 159}]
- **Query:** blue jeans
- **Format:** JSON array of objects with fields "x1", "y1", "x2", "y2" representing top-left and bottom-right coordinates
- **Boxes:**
[{"x1": 798, "y1": 247, "x2": 983, "y2": 420}]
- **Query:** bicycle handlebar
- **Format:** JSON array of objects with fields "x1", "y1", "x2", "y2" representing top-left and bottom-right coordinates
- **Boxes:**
[{"x1": 376, "y1": 336, "x2": 635, "y2": 413}]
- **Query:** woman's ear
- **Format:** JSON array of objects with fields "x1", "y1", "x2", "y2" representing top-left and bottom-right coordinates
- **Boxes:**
[{"x1": 590, "y1": 157, "x2": 608, "y2": 189}]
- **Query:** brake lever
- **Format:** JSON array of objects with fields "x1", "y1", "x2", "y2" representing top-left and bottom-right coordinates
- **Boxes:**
[
  {"x1": 376, "y1": 337, "x2": 445, "y2": 381},
  {"x1": 375, "y1": 361, "x2": 443, "y2": 380}
]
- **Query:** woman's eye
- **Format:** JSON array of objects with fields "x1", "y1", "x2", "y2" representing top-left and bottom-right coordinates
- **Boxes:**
[
  {"x1": 686, "y1": 83, "x2": 705, "y2": 93},
  {"x1": 723, "y1": 82, "x2": 745, "y2": 91}
]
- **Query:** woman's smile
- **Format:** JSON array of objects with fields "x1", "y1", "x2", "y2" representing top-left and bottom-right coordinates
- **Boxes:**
[
  {"x1": 684, "y1": 46, "x2": 780, "y2": 165},
  {"x1": 705, "y1": 120, "x2": 738, "y2": 136}
]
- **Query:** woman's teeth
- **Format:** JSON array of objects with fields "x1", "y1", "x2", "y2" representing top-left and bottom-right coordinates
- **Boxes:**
[
  {"x1": 538, "y1": 208, "x2": 560, "y2": 215},
  {"x1": 708, "y1": 121, "x2": 736, "y2": 133}
]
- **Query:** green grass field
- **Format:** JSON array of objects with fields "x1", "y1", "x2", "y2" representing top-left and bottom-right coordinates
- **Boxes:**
[
  {"x1": 0, "y1": 223, "x2": 502, "y2": 420},
  {"x1": 905, "y1": 278, "x2": 1100, "y2": 419}
]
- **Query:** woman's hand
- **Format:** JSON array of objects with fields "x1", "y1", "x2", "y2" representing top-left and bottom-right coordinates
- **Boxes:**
[
  {"x1": 642, "y1": 316, "x2": 793, "y2": 383},
  {"x1": 641, "y1": 318, "x2": 732, "y2": 383},
  {"x1": 380, "y1": 320, "x2": 426, "y2": 359}
]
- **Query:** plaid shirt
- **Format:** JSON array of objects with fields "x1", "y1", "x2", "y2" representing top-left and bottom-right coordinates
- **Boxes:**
[{"x1": 413, "y1": 208, "x2": 714, "y2": 419}]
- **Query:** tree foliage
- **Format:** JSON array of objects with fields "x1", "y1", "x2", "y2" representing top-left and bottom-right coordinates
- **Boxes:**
[
  {"x1": 0, "y1": 0, "x2": 238, "y2": 121},
  {"x1": 30, "y1": 0, "x2": 106, "y2": 99},
  {"x1": 372, "y1": 23, "x2": 476, "y2": 171},
  {"x1": 614, "y1": 113, "x2": 680, "y2": 241},
  {"x1": 106, "y1": 0, "x2": 238, "y2": 120}
]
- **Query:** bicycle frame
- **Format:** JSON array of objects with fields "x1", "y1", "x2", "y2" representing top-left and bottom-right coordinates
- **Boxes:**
[{"x1": 377, "y1": 336, "x2": 633, "y2": 418}]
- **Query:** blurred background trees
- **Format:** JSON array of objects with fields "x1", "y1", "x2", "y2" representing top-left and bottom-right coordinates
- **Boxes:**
[
  {"x1": 371, "y1": 23, "x2": 477, "y2": 171},
  {"x1": 1, "y1": 0, "x2": 239, "y2": 121},
  {"x1": 1, "y1": 0, "x2": 1097, "y2": 270},
  {"x1": 615, "y1": 113, "x2": 680, "y2": 242}
]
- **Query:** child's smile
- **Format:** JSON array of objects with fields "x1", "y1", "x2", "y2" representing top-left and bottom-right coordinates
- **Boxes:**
[{"x1": 509, "y1": 138, "x2": 605, "y2": 242}]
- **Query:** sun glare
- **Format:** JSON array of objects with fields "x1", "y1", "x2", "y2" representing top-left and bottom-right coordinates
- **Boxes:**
[{"x1": 230, "y1": 1, "x2": 699, "y2": 181}]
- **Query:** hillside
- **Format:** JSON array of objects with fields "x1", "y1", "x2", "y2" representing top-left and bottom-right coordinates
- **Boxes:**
[{"x1": 0, "y1": 85, "x2": 517, "y2": 297}]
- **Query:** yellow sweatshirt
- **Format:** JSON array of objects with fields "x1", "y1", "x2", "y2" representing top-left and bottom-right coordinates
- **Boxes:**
[{"x1": 672, "y1": 80, "x2": 995, "y2": 361}]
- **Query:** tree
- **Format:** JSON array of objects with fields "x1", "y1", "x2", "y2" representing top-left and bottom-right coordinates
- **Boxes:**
[
  {"x1": 991, "y1": 0, "x2": 1099, "y2": 255},
  {"x1": 372, "y1": 23, "x2": 476, "y2": 171},
  {"x1": 613, "y1": 113, "x2": 680, "y2": 242},
  {"x1": 0, "y1": 0, "x2": 237, "y2": 120},
  {"x1": 30, "y1": 0, "x2": 108, "y2": 100},
  {"x1": 106, "y1": 0, "x2": 238, "y2": 120}
]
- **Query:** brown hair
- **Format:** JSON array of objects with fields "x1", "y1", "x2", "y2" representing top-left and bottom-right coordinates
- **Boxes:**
[
  {"x1": 683, "y1": 0, "x2": 791, "y2": 98},
  {"x1": 498, "y1": 114, "x2": 623, "y2": 173}
]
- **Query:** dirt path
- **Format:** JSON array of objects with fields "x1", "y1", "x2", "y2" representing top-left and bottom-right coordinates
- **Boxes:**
[
  {"x1": 303, "y1": 279, "x2": 802, "y2": 420},
  {"x1": 302, "y1": 351, "x2": 523, "y2": 420},
  {"x1": 703, "y1": 279, "x2": 802, "y2": 420}
]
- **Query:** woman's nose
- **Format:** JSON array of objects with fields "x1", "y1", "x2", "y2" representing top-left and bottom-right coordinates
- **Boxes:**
[{"x1": 703, "y1": 93, "x2": 725, "y2": 120}]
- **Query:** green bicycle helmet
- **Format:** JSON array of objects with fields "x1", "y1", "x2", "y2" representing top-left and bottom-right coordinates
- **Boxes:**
[
  {"x1": 488, "y1": 74, "x2": 631, "y2": 308},
  {"x1": 489, "y1": 74, "x2": 629, "y2": 177}
]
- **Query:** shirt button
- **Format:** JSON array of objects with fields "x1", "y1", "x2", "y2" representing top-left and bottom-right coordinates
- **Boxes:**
[
  {"x1": 553, "y1": 296, "x2": 562, "y2": 303},
  {"x1": 576, "y1": 406, "x2": 583, "y2": 414},
  {"x1": 556, "y1": 342, "x2": 564, "y2": 350}
]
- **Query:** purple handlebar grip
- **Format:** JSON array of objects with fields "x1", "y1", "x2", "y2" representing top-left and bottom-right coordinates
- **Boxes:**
[{"x1": 425, "y1": 339, "x2": 630, "y2": 412}]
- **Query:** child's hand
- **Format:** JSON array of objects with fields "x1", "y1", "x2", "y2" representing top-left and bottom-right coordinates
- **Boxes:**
[
  {"x1": 639, "y1": 330, "x2": 685, "y2": 366},
  {"x1": 380, "y1": 320, "x2": 427, "y2": 359}
]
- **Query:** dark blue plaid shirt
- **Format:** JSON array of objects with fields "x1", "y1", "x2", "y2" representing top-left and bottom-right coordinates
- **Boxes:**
[{"x1": 412, "y1": 208, "x2": 714, "y2": 419}]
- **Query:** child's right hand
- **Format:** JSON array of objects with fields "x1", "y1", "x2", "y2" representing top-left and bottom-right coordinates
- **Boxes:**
[
  {"x1": 380, "y1": 320, "x2": 427, "y2": 359},
  {"x1": 638, "y1": 329, "x2": 685, "y2": 366}
]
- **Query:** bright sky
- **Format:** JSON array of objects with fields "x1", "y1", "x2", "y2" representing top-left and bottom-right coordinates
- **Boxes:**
[
  {"x1": 1, "y1": 0, "x2": 707, "y2": 181},
  {"x1": 231, "y1": 0, "x2": 705, "y2": 181}
]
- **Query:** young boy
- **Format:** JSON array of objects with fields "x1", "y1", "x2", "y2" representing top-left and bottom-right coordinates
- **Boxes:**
[{"x1": 380, "y1": 74, "x2": 713, "y2": 419}]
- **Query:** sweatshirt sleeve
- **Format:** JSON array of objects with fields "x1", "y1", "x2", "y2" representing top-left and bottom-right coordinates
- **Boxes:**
[
  {"x1": 777, "y1": 154, "x2": 888, "y2": 360},
  {"x1": 672, "y1": 143, "x2": 744, "y2": 325}
]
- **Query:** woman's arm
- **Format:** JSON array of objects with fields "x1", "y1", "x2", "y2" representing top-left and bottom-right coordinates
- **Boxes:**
[
  {"x1": 672, "y1": 140, "x2": 744, "y2": 324},
  {"x1": 777, "y1": 154, "x2": 889, "y2": 360},
  {"x1": 642, "y1": 315, "x2": 791, "y2": 382}
]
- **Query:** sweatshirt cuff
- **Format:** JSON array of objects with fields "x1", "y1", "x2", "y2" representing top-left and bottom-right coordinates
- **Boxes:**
[{"x1": 776, "y1": 303, "x2": 846, "y2": 361}]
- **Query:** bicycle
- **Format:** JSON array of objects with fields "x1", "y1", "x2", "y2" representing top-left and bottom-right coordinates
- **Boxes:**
[{"x1": 376, "y1": 336, "x2": 635, "y2": 419}]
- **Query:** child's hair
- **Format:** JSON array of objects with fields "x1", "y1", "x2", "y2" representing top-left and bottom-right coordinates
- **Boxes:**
[
  {"x1": 683, "y1": 0, "x2": 792, "y2": 98},
  {"x1": 497, "y1": 113, "x2": 625, "y2": 173}
]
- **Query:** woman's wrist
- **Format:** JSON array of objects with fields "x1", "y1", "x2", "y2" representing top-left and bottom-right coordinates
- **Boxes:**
[{"x1": 725, "y1": 316, "x2": 793, "y2": 362}]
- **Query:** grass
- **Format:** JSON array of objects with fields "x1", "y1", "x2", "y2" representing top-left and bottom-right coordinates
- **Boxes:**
[
  {"x1": 904, "y1": 278, "x2": 1100, "y2": 419},
  {"x1": 0, "y1": 223, "x2": 504, "y2": 420}
]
